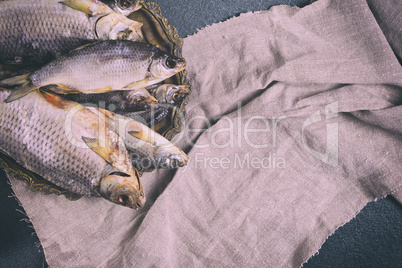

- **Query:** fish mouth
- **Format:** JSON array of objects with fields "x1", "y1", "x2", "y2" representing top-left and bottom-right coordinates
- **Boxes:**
[
  {"x1": 112, "y1": 187, "x2": 145, "y2": 209},
  {"x1": 175, "y1": 58, "x2": 186, "y2": 72},
  {"x1": 154, "y1": 147, "x2": 189, "y2": 169},
  {"x1": 100, "y1": 174, "x2": 145, "y2": 209}
]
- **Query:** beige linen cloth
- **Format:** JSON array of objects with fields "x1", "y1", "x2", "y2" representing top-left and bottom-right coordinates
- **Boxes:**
[{"x1": 8, "y1": 0, "x2": 402, "y2": 266}]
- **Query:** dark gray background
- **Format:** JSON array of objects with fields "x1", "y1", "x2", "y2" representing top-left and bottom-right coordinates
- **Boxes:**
[{"x1": 1, "y1": 0, "x2": 401, "y2": 267}]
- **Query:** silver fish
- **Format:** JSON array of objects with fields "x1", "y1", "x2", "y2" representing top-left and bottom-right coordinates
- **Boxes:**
[
  {"x1": 0, "y1": 0, "x2": 142, "y2": 66},
  {"x1": 90, "y1": 108, "x2": 189, "y2": 170},
  {"x1": 0, "y1": 89, "x2": 145, "y2": 209},
  {"x1": 1, "y1": 40, "x2": 186, "y2": 102}
]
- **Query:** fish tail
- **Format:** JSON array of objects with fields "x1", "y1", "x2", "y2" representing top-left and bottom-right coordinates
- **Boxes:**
[
  {"x1": 0, "y1": 73, "x2": 30, "y2": 87},
  {"x1": 4, "y1": 82, "x2": 37, "y2": 103},
  {"x1": 0, "y1": 73, "x2": 35, "y2": 102}
]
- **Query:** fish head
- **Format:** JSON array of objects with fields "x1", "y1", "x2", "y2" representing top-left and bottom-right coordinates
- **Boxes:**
[
  {"x1": 149, "y1": 53, "x2": 186, "y2": 80},
  {"x1": 161, "y1": 84, "x2": 190, "y2": 104},
  {"x1": 99, "y1": 171, "x2": 145, "y2": 209},
  {"x1": 154, "y1": 146, "x2": 189, "y2": 169},
  {"x1": 96, "y1": 13, "x2": 143, "y2": 41},
  {"x1": 101, "y1": 0, "x2": 142, "y2": 15},
  {"x1": 126, "y1": 88, "x2": 158, "y2": 108}
]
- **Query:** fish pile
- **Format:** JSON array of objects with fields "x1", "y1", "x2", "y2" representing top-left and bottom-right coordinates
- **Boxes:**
[{"x1": 0, "y1": 0, "x2": 190, "y2": 209}]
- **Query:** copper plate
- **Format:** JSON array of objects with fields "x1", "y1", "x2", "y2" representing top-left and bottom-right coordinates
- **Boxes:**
[{"x1": 0, "y1": 1, "x2": 191, "y2": 200}]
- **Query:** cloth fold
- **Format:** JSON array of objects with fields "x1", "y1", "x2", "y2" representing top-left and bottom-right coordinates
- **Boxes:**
[{"x1": 8, "y1": 0, "x2": 402, "y2": 267}]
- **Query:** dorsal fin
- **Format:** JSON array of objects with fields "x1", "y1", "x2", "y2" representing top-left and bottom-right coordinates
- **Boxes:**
[{"x1": 82, "y1": 137, "x2": 113, "y2": 164}]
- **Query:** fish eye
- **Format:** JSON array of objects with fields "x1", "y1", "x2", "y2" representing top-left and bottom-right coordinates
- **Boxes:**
[
  {"x1": 173, "y1": 93, "x2": 181, "y2": 101},
  {"x1": 118, "y1": 0, "x2": 132, "y2": 8},
  {"x1": 170, "y1": 159, "x2": 179, "y2": 168},
  {"x1": 165, "y1": 57, "x2": 176, "y2": 69},
  {"x1": 117, "y1": 31, "x2": 129, "y2": 40},
  {"x1": 118, "y1": 194, "x2": 129, "y2": 205},
  {"x1": 136, "y1": 96, "x2": 145, "y2": 102}
]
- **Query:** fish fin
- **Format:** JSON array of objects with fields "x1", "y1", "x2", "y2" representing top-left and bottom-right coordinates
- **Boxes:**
[
  {"x1": 145, "y1": 83, "x2": 160, "y2": 92},
  {"x1": 127, "y1": 131, "x2": 143, "y2": 142},
  {"x1": 59, "y1": 0, "x2": 92, "y2": 14},
  {"x1": 38, "y1": 90, "x2": 72, "y2": 109},
  {"x1": 86, "y1": 107, "x2": 115, "y2": 121},
  {"x1": 4, "y1": 83, "x2": 36, "y2": 103},
  {"x1": 76, "y1": 86, "x2": 112, "y2": 94},
  {"x1": 0, "y1": 73, "x2": 30, "y2": 87},
  {"x1": 47, "y1": 84, "x2": 81, "y2": 94},
  {"x1": 123, "y1": 78, "x2": 152, "y2": 90},
  {"x1": 148, "y1": 95, "x2": 158, "y2": 106},
  {"x1": 85, "y1": 106, "x2": 99, "y2": 115},
  {"x1": 82, "y1": 137, "x2": 113, "y2": 164},
  {"x1": 71, "y1": 42, "x2": 100, "y2": 52},
  {"x1": 91, "y1": 86, "x2": 112, "y2": 93},
  {"x1": 126, "y1": 88, "x2": 158, "y2": 107},
  {"x1": 127, "y1": 122, "x2": 143, "y2": 135},
  {"x1": 60, "y1": 0, "x2": 112, "y2": 15},
  {"x1": 96, "y1": 108, "x2": 143, "y2": 135},
  {"x1": 96, "y1": 107, "x2": 115, "y2": 117},
  {"x1": 127, "y1": 127, "x2": 157, "y2": 146}
]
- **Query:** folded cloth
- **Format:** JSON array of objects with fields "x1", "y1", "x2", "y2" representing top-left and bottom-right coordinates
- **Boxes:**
[{"x1": 8, "y1": 0, "x2": 402, "y2": 267}]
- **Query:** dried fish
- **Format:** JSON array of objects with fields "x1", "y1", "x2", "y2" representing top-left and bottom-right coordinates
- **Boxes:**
[
  {"x1": 1, "y1": 40, "x2": 186, "y2": 102},
  {"x1": 0, "y1": 0, "x2": 142, "y2": 66},
  {"x1": 90, "y1": 108, "x2": 189, "y2": 170},
  {"x1": 0, "y1": 89, "x2": 145, "y2": 209}
]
